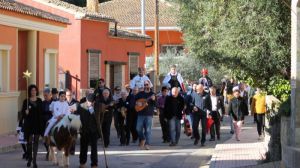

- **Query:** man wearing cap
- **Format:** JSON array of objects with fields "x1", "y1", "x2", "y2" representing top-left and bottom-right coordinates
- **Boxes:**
[
  {"x1": 77, "y1": 94, "x2": 99, "y2": 168},
  {"x1": 130, "y1": 67, "x2": 153, "y2": 89},
  {"x1": 228, "y1": 86, "x2": 248, "y2": 141},
  {"x1": 198, "y1": 68, "x2": 213, "y2": 92},
  {"x1": 162, "y1": 65, "x2": 186, "y2": 92}
]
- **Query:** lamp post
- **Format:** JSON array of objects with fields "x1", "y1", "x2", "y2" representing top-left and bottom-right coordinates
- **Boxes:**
[{"x1": 154, "y1": 0, "x2": 159, "y2": 92}]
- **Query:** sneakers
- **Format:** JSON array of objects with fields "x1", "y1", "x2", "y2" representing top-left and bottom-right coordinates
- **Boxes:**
[
  {"x1": 139, "y1": 140, "x2": 146, "y2": 149},
  {"x1": 144, "y1": 145, "x2": 150, "y2": 150}
]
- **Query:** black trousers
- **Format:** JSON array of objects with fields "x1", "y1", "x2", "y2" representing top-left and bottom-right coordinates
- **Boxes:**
[
  {"x1": 192, "y1": 112, "x2": 207, "y2": 144},
  {"x1": 80, "y1": 132, "x2": 98, "y2": 167},
  {"x1": 210, "y1": 111, "x2": 221, "y2": 139},
  {"x1": 102, "y1": 116, "x2": 113, "y2": 147},
  {"x1": 26, "y1": 134, "x2": 39, "y2": 164},
  {"x1": 118, "y1": 113, "x2": 127, "y2": 145},
  {"x1": 256, "y1": 113, "x2": 265, "y2": 136},
  {"x1": 126, "y1": 109, "x2": 138, "y2": 142},
  {"x1": 113, "y1": 109, "x2": 120, "y2": 137},
  {"x1": 159, "y1": 113, "x2": 170, "y2": 141}
]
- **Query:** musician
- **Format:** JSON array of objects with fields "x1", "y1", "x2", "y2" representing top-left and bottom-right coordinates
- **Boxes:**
[
  {"x1": 157, "y1": 86, "x2": 170, "y2": 143},
  {"x1": 125, "y1": 87, "x2": 139, "y2": 143},
  {"x1": 77, "y1": 94, "x2": 99, "y2": 168},
  {"x1": 162, "y1": 65, "x2": 186, "y2": 92},
  {"x1": 164, "y1": 87, "x2": 185, "y2": 146},
  {"x1": 130, "y1": 67, "x2": 153, "y2": 89},
  {"x1": 135, "y1": 80, "x2": 156, "y2": 150},
  {"x1": 190, "y1": 84, "x2": 210, "y2": 146},
  {"x1": 116, "y1": 90, "x2": 129, "y2": 145},
  {"x1": 207, "y1": 86, "x2": 224, "y2": 141},
  {"x1": 96, "y1": 89, "x2": 114, "y2": 148}
]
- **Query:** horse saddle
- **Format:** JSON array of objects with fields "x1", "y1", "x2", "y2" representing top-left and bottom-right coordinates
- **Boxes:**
[{"x1": 135, "y1": 98, "x2": 148, "y2": 112}]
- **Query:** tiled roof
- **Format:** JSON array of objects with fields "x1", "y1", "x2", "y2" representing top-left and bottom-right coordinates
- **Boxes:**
[
  {"x1": 99, "y1": 0, "x2": 179, "y2": 27},
  {"x1": 0, "y1": 0, "x2": 69, "y2": 24},
  {"x1": 39, "y1": 0, "x2": 116, "y2": 22},
  {"x1": 109, "y1": 25, "x2": 151, "y2": 40}
]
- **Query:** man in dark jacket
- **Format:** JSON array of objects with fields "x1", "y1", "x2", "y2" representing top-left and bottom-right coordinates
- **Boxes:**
[
  {"x1": 207, "y1": 86, "x2": 224, "y2": 141},
  {"x1": 164, "y1": 87, "x2": 185, "y2": 146},
  {"x1": 190, "y1": 84, "x2": 210, "y2": 146},
  {"x1": 157, "y1": 86, "x2": 170, "y2": 143},
  {"x1": 125, "y1": 87, "x2": 139, "y2": 143},
  {"x1": 77, "y1": 94, "x2": 99, "y2": 168},
  {"x1": 42, "y1": 88, "x2": 52, "y2": 160}
]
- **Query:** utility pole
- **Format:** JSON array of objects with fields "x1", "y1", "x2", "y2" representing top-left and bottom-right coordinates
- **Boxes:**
[
  {"x1": 141, "y1": 0, "x2": 145, "y2": 34},
  {"x1": 154, "y1": 0, "x2": 159, "y2": 92}
]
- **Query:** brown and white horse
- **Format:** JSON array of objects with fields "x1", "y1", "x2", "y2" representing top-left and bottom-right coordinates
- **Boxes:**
[{"x1": 47, "y1": 114, "x2": 81, "y2": 167}]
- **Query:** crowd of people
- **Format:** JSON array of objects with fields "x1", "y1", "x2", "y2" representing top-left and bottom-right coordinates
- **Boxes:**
[{"x1": 17, "y1": 65, "x2": 267, "y2": 168}]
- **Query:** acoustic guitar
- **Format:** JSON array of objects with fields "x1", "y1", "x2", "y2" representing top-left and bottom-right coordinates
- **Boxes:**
[{"x1": 135, "y1": 94, "x2": 155, "y2": 112}]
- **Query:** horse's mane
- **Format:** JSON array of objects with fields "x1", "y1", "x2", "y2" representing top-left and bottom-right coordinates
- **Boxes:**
[{"x1": 54, "y1": 114, "x2": 81, "y2": 132}]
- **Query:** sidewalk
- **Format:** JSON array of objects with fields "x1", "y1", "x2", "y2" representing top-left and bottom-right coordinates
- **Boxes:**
[
  {"x1": 210, "y1": 117, "x2": 268, "y2": 168},
  {"x1": 0, "y1": 133, "x2": 20, "y2": 153}
]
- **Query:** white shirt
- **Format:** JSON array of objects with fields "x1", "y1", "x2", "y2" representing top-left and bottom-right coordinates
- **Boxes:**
[
  {"x1": 130, "y1": 75, "x2": 153, "y2": 89},
  {"x1": 49, "y1": 101, "x2": 70, "y2": 118},
  {"x1": 211, "y1": 96, "x2": 218, "y2": 111},
  {"x1": 240, "y1": 91, "x2": 245, "y2": 97}
]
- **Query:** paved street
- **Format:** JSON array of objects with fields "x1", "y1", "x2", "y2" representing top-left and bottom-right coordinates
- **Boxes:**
[{"x1": 0, "y1": 116, "x2": 233, "y2": 168}]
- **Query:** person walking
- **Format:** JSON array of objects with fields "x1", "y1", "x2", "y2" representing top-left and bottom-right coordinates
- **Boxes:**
[
  {"x1": 77, "y1": 94, "x2": 99, "y2": 168},
  {"x1": 96, "y1": 89, "x2": 114, "y2": 148},
  {"x1": 207, "y1": 86, "x2": 224, "y2": 141},
  {"x1": 125, "y1": 87, "x2": 139, "y2": 143},
  {"x1": 251, "y1": 88, "x2": 266, "y2": 140},
  {"x1": 191, "y1": 84, "x2": 210, "y2": 146},
  {"x1": 135, "y1": 80, "x2": 156, "y2": 150},
  {"x1": 228, "y1": 86, "x2": 248, "y2": 141},
  {"x1": 116, "y1": 90, "x2": 129, "y2": 146},
  {"x1": 41, "y1": 88, "x2": 52, "y2": 160},
  {"x1": 198, "y1": 68, "x2": 213, "y2": 92},
  {"x1": 164, "y1": 87, "x2": 185, "y2": 146},
  {"x1": 130, "y1": 67, "x2": 153, "y2": 89},
  {"x1": 113, "y1": 86, "x2": 122, "y2": 138},
  {"x1": 224, "y1": 78, "x2": 236, "y2": 134},
  {"x1": 157, "y1": 86, "x2": 170, "y2": 143},
  {"x1": 21, "y1": 84, "x2": 43, "y2": 168},
  {"x1": 162, "y1": 65, "x2": 186, "y2": 92}
]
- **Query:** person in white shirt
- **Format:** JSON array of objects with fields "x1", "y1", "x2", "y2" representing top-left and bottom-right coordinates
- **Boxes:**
[
  {"x1": 207, "y1": 86, "x2": 224, "y2": 141},
  {"x1": 44, "y1": 91, "x2": 70, "y2": 137},
  {"x1": 162, "y1": 65, "x2": 186, "y2": 92},
  {"x1": 130, "y1": 67, "x2": 153, "y2": 89}
]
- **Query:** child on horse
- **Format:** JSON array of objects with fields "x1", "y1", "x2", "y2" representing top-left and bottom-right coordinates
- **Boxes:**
[{"x1": 44, "y1": 91, "x2": 70, "y2": 137}]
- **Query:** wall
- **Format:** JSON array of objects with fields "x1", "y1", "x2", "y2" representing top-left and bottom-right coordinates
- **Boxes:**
[
  {"x1": 145, "y1": 30, "x2": 183, "y2": 56},
  {"x1": 37, "y1": 31, "x2": 59, "y2": 90},
  {"x1": 0, "y1": 24, "x2": 20, "y2": 134}
]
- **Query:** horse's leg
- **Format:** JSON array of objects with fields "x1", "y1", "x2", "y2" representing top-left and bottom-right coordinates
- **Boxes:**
[{"x1": 58, "y1": 149, "x2": 64, "y2": 167}]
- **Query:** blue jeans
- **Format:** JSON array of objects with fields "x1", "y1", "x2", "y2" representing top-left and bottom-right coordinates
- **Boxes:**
[
  {"x1": 168, "y1": 116, "x2": 181, "y2": 144},
  {"x1": 136, "y1": 115, "x2": 153, "y2": 145}
]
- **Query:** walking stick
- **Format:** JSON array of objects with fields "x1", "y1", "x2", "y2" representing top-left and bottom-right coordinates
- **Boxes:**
[
  {"x1": 98, "y1": 103, "x2": 110, "y2": 168},
  {"x1": 23, "y1": 70, "x2": 32, "y2": 112}
]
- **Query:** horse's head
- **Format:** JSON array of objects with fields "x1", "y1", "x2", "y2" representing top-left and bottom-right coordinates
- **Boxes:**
[{"x1": 66, "y1": 114, "x2": 81, "y2": 131}]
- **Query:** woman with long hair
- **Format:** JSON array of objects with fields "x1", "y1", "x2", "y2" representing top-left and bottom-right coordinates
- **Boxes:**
[{"x1": 21, "y1": 84, "x2": 43, "y2": 168}]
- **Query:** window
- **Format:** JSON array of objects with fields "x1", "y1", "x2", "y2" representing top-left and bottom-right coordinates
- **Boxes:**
[
  {"x1": 161, "y1": 45, "x2": 184, "y2": 55},
  {"x1": 128, "y1": 52, "x2": 139, "y2": 80},
  {"x1": 44, "y1": 49, "x2": 57, "y2": 88},
  {"x1": 0, "y1": 49, "x2": 9, "y2": 92},
  {"x1": 88, "y1": 49, "x2": 101, "y2": 88}
]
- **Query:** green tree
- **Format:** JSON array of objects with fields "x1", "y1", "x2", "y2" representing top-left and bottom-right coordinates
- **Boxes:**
[{"x1": 171, "y1": 0, "x2": 291, "y2": 90}]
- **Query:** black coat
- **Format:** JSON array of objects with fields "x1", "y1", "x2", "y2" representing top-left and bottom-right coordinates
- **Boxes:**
[
  {"x1": 207, "y1": 95, "x2": 224, "y2": 119},
  {"x1": 77, "y1": 103, "x2": 100, "y2": 138},
  {"x1": 228, "y1": 97, "x2": 248, "y2": 121},
  {"x1": 21, "y1": 98, "x2": 43, "y2": 137},
  {"x1": 164, "y1": 95, "x2": 185, "y2": 120}
]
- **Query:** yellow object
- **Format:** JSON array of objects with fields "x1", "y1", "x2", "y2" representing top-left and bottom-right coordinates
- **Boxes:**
[
  {"x1": 251, "y1": 94, "x2": 266, "y2": 114},
  {"x1": 23, "y1": 70, "x2": 32, "y2": 79}
]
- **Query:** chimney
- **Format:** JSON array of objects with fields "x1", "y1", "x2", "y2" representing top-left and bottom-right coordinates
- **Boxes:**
[{"x1": 86, "y1": 0, "x2": 99, "y2": 13}]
